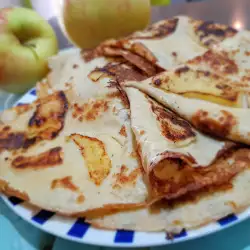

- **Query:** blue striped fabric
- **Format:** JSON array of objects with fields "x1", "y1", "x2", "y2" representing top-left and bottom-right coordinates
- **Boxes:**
[
  {"x1": 114, "y1": 230, "x2": 134, "y2": 243},
  {"x1": 32, "y1": 210, "x2": 55, "y2": 225},
  {"x1": 67, "y1": 218, "x2": 90, "y2": 238}
]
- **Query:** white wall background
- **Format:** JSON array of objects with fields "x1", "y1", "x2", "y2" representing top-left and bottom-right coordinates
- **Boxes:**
[
  {"x1": 0, "y1": 0, "x2": 22, "y2": 8},
  {"x1": 0, "y1": 0, "x2": 55, "y2": 20}
]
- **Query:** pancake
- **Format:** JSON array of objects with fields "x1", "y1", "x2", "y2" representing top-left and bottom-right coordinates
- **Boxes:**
[
  {"x1": 187, "y1": 30, "x2": 250, "y2": 92},
  {"x1": 1, "y1": 15, "x2": 250, "y2": 233},
  {"x1": 88, "y1": 167, "x2": 250, "y2": 233},
  {"x1": 125, "y1": 75, "x2": 250, "y2": 145},
  {"x1": 125, "y1": 87, "x2": 245, "y2": 202},
  {"x1": 0, "y1": 81, "x2": 147, "y2": 215},
  {"x1": 83, "y1": 16, "x2": 237, "y2": 71},
  {"x1": 142, "y1": 65, "x2": 244, "y2": 108},
  {"x1": 36, "y1": 48, "x2": 148, "y2": 101}
]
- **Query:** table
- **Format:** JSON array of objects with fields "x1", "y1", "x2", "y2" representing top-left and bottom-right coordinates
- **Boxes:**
[{"x1": 1, "y1": 0, "x2": 250, "y2": 249}]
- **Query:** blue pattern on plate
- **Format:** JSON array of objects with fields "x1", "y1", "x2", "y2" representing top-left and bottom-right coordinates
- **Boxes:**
[
  {"x1": 16, "y1": 102, "x2": 25, "y2": 106},
  {"x1": 8, "y1": 196, "x2": 24, "y2": 206},
  {"x1": 114, "y1": 230, "x2": 134, "y2": 243},
  {"x1": 29, "y1": 89, "x2": 37, "y2": 96},
  {"x1": 174, "y1": 229, "x2": 187, "y2": 239},
  {"x1": 67, "y1": 218, "x2": 90, "y2": 238},
  {"x1": 32, "y1": 210, "x2": 55, "y2": 225},
  {"x1": 218, "y1": 214, "x2": 238, "y2": 226}
]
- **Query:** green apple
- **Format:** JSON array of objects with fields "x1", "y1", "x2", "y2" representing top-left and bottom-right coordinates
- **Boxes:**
[
  {"x1": 59, "y1": 0, "x2": 150, "y2": 49},
  {"x1": 0, "y1": 7, "x2": 58, "y2": 93}
]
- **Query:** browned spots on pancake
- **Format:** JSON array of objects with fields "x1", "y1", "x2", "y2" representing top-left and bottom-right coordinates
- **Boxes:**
[
  {"x1": 51, "y1": 176, "x2": 78, "y2": 191},
  {"x1": 139, "y1": 130, "x2": 145, "y2": 135},
  {"x1": 150, "y1": 147, "x2": 249, "y2": 200},
  {"x1": 121, "y1": 51, "x2": 157, "y2": 77},
  {"x1": 113, "y1": 165, "x2": 141, "y2": 189},
  {"x1": 226, "y1": 201, "x2": 238, "y2": 209},
  {"x1": 241, "y1": 75, "x2": 250, "y2": 82},
  {"x1": 130, "y1": 42, "x2": 158, "y2": 64},
  {"x1": 72, "y1": 99, "x2": 109, "y2": 122},
  {"x1": 0, "y1": 132, "x2": 26, "y2": 153},
  {"x1": 106, "y1": 79, "x2": 130, "y2": 108},
  {"x1": 15, "y1": 104, "x2": 32, "y2": 115},
  {"x1": 100, "y1": 47, "x2": 158, "y2": 77},
  {"x1": 135, "y1": 18, "x2": 178, "y2": 39},
  {"x1": 77, "y1": 194, "x2": 85, "y2": 204},
  {"x1": 130, "y1": 151, "x2": 138, "y2": 158},
  {"x1": 195, "y1": 20, "x2": 237, "y2": 46},
  {"x1": 106, "y1": 90, "x2": 128, "y2": 107},
  {"x1": 90, "y1": 62, "x2": 147, "y2": 84},
  {"x1": 2, "y1": 126, "x2": 11, "y2": 131},
  {"x1": 153, "y1": 78, "x2": 162, "y2": 86},
  {"x1": 119, "y1": 125, "x2": 127, "y2": 137},
  {"x1": 196, "y1": 69, "x2": 218, "y2": 79},
  {"x1": 28, "y1": 91, "x2": 68, "y2": 140},
  {"x1": 0, "y1": 128, "x2": 40, "y2": 153},
  {"x1": 12, "y1": 147, "x2": 63, "y2": 169},
  {"x1": 70, "y1": 134, "x2": 111, "y2": 185},
  {"x1": 172, "y1": 52, "x2": 177, "y2": 57},
  {"x1": 64, "y1": 82, "x2": 72, "y2": 88},
  {"x1": 175, "y1": 66, "x2": 190, "y2": 76},
  {"x1": 0, "y1": 179, "x2": 30, "y2": 201},
  {"x1": 82, "y1": 48, "x2": 102, "y2": 62},
  {"x1": 216, "y1": 83, "x2": 232, "y2": 90},
  {"x1": 150, "y1": 100, "x2": 196, "y2": 142},
  {"x1": 245, "y1": 51, "x2": 250, "y2": 56},
  {"x1": 188, "y1": 50, "x2": 238, "y2": 75},
  {"x1": 192, "y1": 110, "x2": 237, "y2": 138}
]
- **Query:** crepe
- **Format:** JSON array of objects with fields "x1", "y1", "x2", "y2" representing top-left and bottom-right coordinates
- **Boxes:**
[
  {"x1": 83, "y1": 16, "x2": 237, "y2": 71},
  {"x1": 0, "y1": 76, "x2": 147, "y2": 215},
  {"x1": 125, "y1": 87, "x2": 247, "y2": 202},
  {"x1": 88, "y1": 167, "x2": 250, "y2": 232},
  {"x1": 186, "y1": 30, "x2": 250, "y2": 92},
  {"x1": 125, "y1": 72, "x2": 250, "y2": 145},
  {"x1": 1, "y1": 15, "x2": 250, "y2": 234},
  {"x1": 37, "y1": 48, "x2": 148, "y2": 100}
]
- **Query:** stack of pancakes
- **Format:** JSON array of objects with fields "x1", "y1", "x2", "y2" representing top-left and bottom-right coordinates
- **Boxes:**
[{"x1": 1, "y1": 16, "x2": 250, "y2": 233}]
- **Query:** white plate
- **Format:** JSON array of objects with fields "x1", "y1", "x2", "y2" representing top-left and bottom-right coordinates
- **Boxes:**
[{"x1": 1, "y1": 87, "x2": 250, "y2": 247}]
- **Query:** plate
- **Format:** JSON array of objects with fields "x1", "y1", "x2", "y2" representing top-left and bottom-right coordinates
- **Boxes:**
[{"x1": 1, "y1": 87, "x2": 250, "y2": 247}]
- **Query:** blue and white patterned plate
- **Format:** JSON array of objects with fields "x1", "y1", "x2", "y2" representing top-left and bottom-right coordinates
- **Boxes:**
[{"x1": 1, "y1": 87, "x2": 250, "y2": 247}]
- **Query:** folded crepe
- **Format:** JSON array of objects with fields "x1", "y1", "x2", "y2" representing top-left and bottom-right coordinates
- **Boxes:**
[
  {"x1": 125, "y1": 68, "x2": 250, "y2": 145},
  {"x1": 0, "y1": 72, "x2": 147, "y2": 215},
  {"x1": 83, "y1": 16, "x2": 237, "y2": 71},
  {"x1": 124, "y1": 87, "x2": 248, "y2": 201},
  {"x1": 87, "y1": 88, "x2": 250, "y2": 232}
]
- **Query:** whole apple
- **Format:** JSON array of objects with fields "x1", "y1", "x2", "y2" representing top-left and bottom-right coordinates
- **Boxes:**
[
  {"x1": 0, "y1": 7, "x2": 58, "y2": 93},
  {"x1": 60, "y1": 0, "x2": 150, "y2": 49}
]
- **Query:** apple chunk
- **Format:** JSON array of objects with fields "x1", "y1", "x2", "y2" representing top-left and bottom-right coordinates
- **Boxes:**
[{"x1": 0, "y1": 7, "x2": 58, "y2": 93}]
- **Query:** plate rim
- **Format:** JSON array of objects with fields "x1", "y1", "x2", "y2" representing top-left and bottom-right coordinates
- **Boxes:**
[{"x1": 2, "y1": 194, "x2": 250, "y2": 248}]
